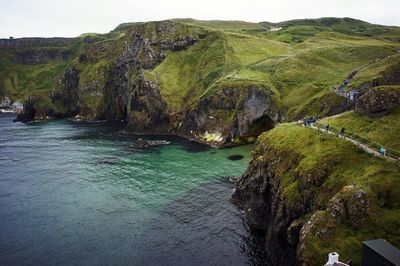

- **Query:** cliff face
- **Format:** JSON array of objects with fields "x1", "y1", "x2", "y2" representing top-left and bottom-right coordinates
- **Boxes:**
[
  {"x1": 233, "y1": 125, "x2": 400, "y2": 265},
  {"x1": 96, "y1": 21, "x2": 200, "y2": 132},
  {"x1": 10, "y1": 20, "x2": 280, "y2": 146},
  {"x1": 14, "y1": 21, "x2": 203, "y2": 127},
  {"x1": 0, "y1": 37, "x2": 78, "y2": 49},
  {"x1": 181, "y1": 84, "x2": 279, "y2": 144},
  {"x1": 355, "y1": 86, "x2": 400, "y2": 117}
]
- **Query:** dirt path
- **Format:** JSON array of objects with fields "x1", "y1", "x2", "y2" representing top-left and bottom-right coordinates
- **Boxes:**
[
  {"x1": 306, "y1": 124, "x2": 399, "y2": 163},
  {"x1": 333, "y1": 52, "x2": 400, "y2": 98}
]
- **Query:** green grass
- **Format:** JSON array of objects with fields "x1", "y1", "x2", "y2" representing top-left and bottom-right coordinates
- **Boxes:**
[
  {"x1": 151, "y1": 32, "x2": 228, "y2": 111},
  {"x1": 1, "y1": 18, "x2": 400, "y2": 122},
  {"x1": 256, "y1": 123, "x2": 400, "y2": 265},
  {"x1": 319, "y1": 107, "x2": 400, "y2": 152},
  {"x1": 175, "y1": 18, "x2": 267, "y2": 32},
  {"x1": 347, "y1": 54, "x2": 400, "y2": 90},
  {"x1": 0, "y1": 58, "x2": 69, "y2": 100}
]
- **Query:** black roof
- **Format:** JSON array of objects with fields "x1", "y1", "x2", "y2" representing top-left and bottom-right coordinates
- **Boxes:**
[{"x1": 363, "y1": 239, "x2": 400, "y2": 265}]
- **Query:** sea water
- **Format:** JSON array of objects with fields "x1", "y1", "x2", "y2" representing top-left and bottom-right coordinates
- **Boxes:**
[{"x1": 0, "y1": 114, "x2": 267, "y2": 265}]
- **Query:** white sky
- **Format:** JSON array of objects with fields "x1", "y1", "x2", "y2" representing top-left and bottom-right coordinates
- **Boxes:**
[{"x1": 0, "y1": 0, "x2": 399, "y2": 38}]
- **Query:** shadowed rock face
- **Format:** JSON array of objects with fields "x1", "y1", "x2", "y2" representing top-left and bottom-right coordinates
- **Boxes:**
[
  {"x1": 50, "y1": 66, "x2": 80, "y2": 118},
  {"x1": 13, "y1": 21, "x2": 280, "y2": 145},
  {"x1": 126, "y1": 72, "x2": 169, "y2": 133},
  {"x1": 232, "y1": 149, "x2": 304, "y2": 266},
  {"x1": 96, "y1": 21, "x2": 201, "y2": 132},
  {"x1": 12, "y1": 48, "x2": 73, "y2": 65},
  {"x1": 15, "y1": 97, "x2": 37, "y2": 122},
  {"x1": 355, "y1": 87, "x2": 400, "y2": 117},
  {"x1": 0, "y1": 37, "x2": 78, "y2": 49},
  {"x1": 181, "y1": 86, "x2": 279, "y2": 144},
  {"x1": 232, "y1": 140, "x2": 373, "y2": 265},
  {"x1": 16, "y1": 21, "x2": 201, "y2": 130}
]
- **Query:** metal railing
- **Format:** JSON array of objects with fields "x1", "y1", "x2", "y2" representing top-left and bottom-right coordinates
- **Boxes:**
[{"x1": 310, "y1": 123, "x2": 400, "y2": 162}]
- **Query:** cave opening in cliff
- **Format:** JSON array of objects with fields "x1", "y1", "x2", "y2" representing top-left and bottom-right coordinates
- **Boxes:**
[{"x1": 249, "y1": 115, "x2": 275, "y2": 136}]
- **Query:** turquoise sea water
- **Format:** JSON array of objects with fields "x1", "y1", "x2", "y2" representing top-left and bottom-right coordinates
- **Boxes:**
[{"x1": 0, "y1": 114, "x2": 267, "y2": 265}]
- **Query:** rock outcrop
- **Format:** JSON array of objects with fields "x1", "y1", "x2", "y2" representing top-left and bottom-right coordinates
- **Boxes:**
[
  {"x1": 355, "y1": 87, "x2": 400, "y2": 117},
  {"x1": 95, "y1": 21, "x2": 202, "y2": 132},
  {"x1": 12, "y1": 48, "x2": 73, "y2": 65},
  {"x1": 12, "y1": 20, "x2": 280, "y2": 145},
  {"x1": 49, "y1": 66, "x2": 80, "y2": 118},
  {"x1": 181, "y1": 84, "x2": 279, "y2": 145},
  {"x1": 0, "y1": 96, "x2": 11, "y2": 108},
  {"x1": 14, "y1": 96, "x2": 37, "y2": 122},
  {"x1": 232, "y1": 145, "x2": 307, "y2": 266},
  {"x1": 14, "y1": 21, "x2": 202, "y2": 130},
  {"x1": 0, "y1": 37, "x2": 78, "y2": 49},
  {"x1": 231, "y1": 125, "x2": 391, "y2": 265}
]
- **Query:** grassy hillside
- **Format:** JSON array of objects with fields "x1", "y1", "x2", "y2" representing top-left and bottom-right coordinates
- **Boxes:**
[
  {"x1": 256, "y1": 123, "x2": 400, "y2": 265},
  {"x1": 152, "y1": 18, "x2": 400, "y2": 119},
  {"x1": 1, "y1": 17, "x2": 400, "y2": 120},
  {"x1": 319, "y1": 107, "x2": 400, "y2": 152},
  {"x1": 0, "y1": 55, "x2": 69, "y2": 98},
  {"x1": 347, "y1": 54, "x2": 400, "y2": 90}
]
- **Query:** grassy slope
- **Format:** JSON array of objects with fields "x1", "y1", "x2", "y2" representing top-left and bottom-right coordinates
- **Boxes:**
[
  {"x1": 257, "y1": 124, "x2": 400, "y2": 265},
  {"x1": 154, "y1": 19, "x2": 400, "y2": 119},
  {"x1": 319, "y1": 106, "x2": 400, "y2": 152},
  {"x1": 2, "y1": 18, "x2": 400, "y2": 119},
  {"x1": 0, "y1": 51, "x2": 70, "y2": 100},
  {"x1": 257, "y1": 33, "x2": 398, "y2": 118},
  {"x1": 174, "y1": 18, "x2": 267, "y2": 32},
  {"x1": 0, "y1": 31, "x2": 125, "y2": 102},
  {"x1": 347, "y1": 54, "x2": 400, "y2": 89}
]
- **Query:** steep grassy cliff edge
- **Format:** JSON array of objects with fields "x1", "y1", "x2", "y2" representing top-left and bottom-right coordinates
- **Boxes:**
[
  {"x1": 1, "y1": 17, "x2": 400, "y2": 146},
  {"x1": 233, "y1": 124, "x2": 400, "y2": 265},
  {"x1": 1, "y1": 17, "x2": 400, "y2": 264}
]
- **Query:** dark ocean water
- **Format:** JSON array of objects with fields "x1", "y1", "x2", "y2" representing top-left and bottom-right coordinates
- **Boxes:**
[{"x1": 0, "y1": 113, "x2": 267, "y2": 266}]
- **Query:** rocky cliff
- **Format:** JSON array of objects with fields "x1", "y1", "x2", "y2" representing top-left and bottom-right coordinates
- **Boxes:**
[
  {"x1": 10, "y1": 20, "x2": 280, "y2": 146},
  {"x1": 233, "y1": 124, "x2": 400, "y2": 265},
  {"x1": 355, "y1": 86, "x2": 400, "y2": 117},
  {"x1": 181, "y1": 83, "x2": 279, "y2": 145}
]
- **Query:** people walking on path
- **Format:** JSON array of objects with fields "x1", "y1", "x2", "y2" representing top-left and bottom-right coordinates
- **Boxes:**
[
  {"x1": 380, "y1": 146, "x2": 386, "y2": 157},
  {"x1": 300, "y1": 119, "x2": 398, "y2": 162},
  {"x1": 339, "y1": 127, "x2": 345, "y2": 137}
]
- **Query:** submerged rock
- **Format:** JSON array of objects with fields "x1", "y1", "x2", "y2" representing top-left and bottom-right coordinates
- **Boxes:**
[
  {"x1": 131, "y1": 138, "x2": 171, "y2": 149},
  {"x1": 227, "y1": 155, "x2": 244, "y2": 161}
]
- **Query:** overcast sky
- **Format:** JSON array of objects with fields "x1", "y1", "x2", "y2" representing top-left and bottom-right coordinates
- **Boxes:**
[{"x1": 0, "y1": 0, "x2": 399, "y2": 38}]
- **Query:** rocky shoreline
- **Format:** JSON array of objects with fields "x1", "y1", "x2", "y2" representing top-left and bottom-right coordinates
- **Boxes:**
[{"x1": 0, "y1": 96, "x2": 23, "y2": 114}]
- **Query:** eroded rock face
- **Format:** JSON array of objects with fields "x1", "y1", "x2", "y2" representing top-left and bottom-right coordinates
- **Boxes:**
[
  {"x1": 15, "y1": 97, "x2": 37, "y2": 122},
  {"x1": 327, "y1": 185, "x2": 370, "y2": 227},
  {"x1": 295, "y1": 92, "x2": 353, "y2": 120},
  {"x1": 126, "y1": 72, "x2": 169, "y2": 133},
  {"x1": 12, "y1": 48, "x2": 73, "y2": 65},
  {"x1": 355, "y1": 87, "x2": 400, "y2": 117},
  {"x1": 233, "y1": 142, "x2": 372, "y2": 265},
  {"x1": 50, "y1": 66, "x2": 80, "y2": 118},
  {"x1": 181, "y1": 86, "x2": 279, "y2": 145},
  {"x1": 232, "y1": 147, "x2": 306, "y2": 266},
  {"x1": 17, "y1": 21, "x2": 203, "y2": 129},
  {"x1": 97, "y1": 21, "x2": 201, "y2": 131}
]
